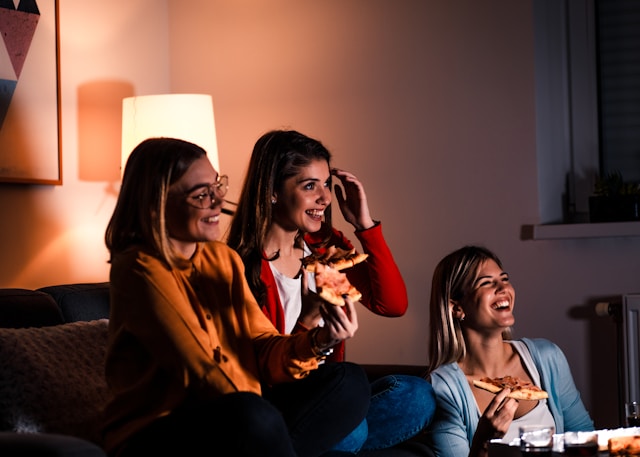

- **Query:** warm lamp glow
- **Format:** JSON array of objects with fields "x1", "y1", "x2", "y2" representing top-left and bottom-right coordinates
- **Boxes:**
[{"x1": 121, "y1": 94, "x2": 219, "y2": 175}]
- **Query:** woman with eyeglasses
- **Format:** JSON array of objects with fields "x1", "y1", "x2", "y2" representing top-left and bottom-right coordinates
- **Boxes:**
[
  {"x1": 226, "y1": 129, "x2": 436, "y2": 454},
  {"x1": 101, "y1": 137, "x2": 370, "y2": 457}
]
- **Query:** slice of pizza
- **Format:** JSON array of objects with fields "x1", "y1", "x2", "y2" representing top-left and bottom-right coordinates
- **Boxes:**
[
  {"x1": 609, "y1": 435, "x2": 640, "y2": 456},
  {"x1": 472, "y1": 375, "x2": 549, "y2": 401},
  {"x1": 312, "y1": 262, "x2": 362, "y2": 307},
  {"x1": 302, "y1": 247, "x2": 368, "y2": 307},
  {"x1": 302, "y1": 246, "x2": 369, "y2": 272}
]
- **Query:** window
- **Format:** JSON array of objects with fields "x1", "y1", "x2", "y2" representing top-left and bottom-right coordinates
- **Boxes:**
[
  {"x1": 533, "y1": 0, "x2": 639, "y2": 225},
  {"x1": 596, "y1": 0, "x2": 640, "y2": 182}
]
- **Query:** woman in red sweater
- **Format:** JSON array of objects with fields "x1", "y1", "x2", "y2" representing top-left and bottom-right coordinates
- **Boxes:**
[{"x1": 226, "y1": 129, "x2": 435, "y2": 454}]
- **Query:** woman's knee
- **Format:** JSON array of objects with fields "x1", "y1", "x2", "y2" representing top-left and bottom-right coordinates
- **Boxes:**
[
  {"x1": 370, "y1": 375, "x2": 436, "y2": 425},
  {"x1": 227, "y1": 392, "x2": 289, "y2": 433},
  {"x1": 372, "y1": 374, "x2": 433, "y2": 400}
]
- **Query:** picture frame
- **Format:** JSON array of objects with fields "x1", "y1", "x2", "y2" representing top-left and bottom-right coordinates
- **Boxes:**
[{"x1": 0, "y1": 0, "x2": 61, "y2": 185}]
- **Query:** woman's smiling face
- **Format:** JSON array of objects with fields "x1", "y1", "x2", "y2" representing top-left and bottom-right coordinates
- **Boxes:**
[
  {"x1": 462, "y1": 259, "x2": 516, "y2": 330},
  {"x1": 273, "y1": 159, "x2": 332, "y2": 233},
  {"x1": 165, "y1": 156, "x2": 224, "y2": 258}
]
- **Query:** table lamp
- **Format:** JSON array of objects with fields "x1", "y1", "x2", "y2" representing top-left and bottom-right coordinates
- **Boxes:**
[{"x1": 121, "y1": 93, "x2": 219, "y2": 174}]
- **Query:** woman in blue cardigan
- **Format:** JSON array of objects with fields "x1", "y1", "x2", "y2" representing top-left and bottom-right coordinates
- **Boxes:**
[{"x1": 423, "y1": 245, "x2": 594, "y2": 457}]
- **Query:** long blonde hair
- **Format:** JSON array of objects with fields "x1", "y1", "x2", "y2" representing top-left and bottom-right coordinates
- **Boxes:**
[{"x1": 427, "y1": 245, "x2": 512, "y2": 373}]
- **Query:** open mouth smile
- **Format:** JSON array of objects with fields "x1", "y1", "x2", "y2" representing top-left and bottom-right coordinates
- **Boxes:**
[
  {"x1": 306, "y1": 209, "x2": 324, "y2": 220},
  {"x1": 202, "y1": 215, "x2": 220, "y2": 223}
]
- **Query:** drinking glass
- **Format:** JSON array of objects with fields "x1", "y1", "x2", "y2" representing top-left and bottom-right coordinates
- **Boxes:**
[
  {"x1": 563, "y1": 431, "x2": 599, "y2": 456},
  {"x1": 626, "y1": 401, "x2": 640, "y2": 427},
  {"x1": 519, "y1": 425, "x2": 555, "y2": 456}
]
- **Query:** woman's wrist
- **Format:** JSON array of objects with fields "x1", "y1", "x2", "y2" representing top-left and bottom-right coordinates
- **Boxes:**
[
  {"x1": 354, "y1": 219, "x2": 379, "y2": 232},
  {"x1": 310, "y1": 327, "x2": 333, "y2": 357}
]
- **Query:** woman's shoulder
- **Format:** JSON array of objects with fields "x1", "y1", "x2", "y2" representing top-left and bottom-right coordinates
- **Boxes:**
[
  {"x1": 203, "y1": 240, "x2": 242, "y2": 260},
  {"x1": 517, "y1": 337, "x2": 565, "y2": 362},
  {"x1": 111, "y1": 245, "x2": 163, "y2": 268},
  {"x1": 519, "y1": 337, "x2": 562, "y2": 352},
  {"x1": 304, "y1": 224, "x2": 353, "y2": 252},
  {"x1": 429, "y1": 363, "x2": 474, "y2": 404},
  {"x1": 110, "y1": 245, "x2": 174, "y2": 286},
  {"x1": 429, "y1": 363, "x2": 464, "y2": 384}
]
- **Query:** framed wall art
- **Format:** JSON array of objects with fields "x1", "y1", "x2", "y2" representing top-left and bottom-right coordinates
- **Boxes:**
[{"x1": 0, "y1": 0, "x2": 61, "y2": 185}]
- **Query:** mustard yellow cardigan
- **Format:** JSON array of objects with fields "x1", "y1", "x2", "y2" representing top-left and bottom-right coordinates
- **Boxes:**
[{"x1": 102, "y1": 241, "x2": 320, "y2": 454}]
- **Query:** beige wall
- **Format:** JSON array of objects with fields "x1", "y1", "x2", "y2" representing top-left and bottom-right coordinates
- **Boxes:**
[
  {"x1": 0, "y1": 0, "x2": 169, "y2": 288},
  {"x1": 0, "y1": 0, "x2": 638, "y2": 428}
]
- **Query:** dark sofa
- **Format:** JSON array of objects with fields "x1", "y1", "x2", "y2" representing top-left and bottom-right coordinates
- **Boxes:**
[{"x1": 0, "y1": 282, "x2": 433, "y2": 457}]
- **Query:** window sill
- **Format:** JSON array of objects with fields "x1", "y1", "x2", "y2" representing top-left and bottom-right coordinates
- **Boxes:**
[{"x1": 521, "y1": 221, "x2": 640, "y2": 240}]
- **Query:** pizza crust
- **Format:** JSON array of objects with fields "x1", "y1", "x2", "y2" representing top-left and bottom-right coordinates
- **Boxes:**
[
  {"x1": 472, "y1": 378, "x2": 549, "y2": 401},
  {"x1": 302, "y1": 247, "x2": 369, "y2": 272},
  {"x1": 327, "y1": 252, "x2": 369, "y2": 271}
]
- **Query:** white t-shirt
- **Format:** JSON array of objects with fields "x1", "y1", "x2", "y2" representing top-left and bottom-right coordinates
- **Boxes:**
[{"x1": 268, "y1": 243, "x2": 317, "y2": 334}]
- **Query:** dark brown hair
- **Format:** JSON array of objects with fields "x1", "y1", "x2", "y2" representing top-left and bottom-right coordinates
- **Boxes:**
[{"x1": 226, "y1": 129, "x2": 333, "y2": 304}]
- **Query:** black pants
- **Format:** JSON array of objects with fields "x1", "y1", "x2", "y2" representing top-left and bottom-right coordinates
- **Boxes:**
[{"x1": 116, "y1": 362, "x2": 370, "y2": 457}]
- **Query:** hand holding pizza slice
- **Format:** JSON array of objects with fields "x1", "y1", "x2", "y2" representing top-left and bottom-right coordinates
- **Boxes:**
[
  {"x1": 302, "y1": 247, "x2": 368, "y2": 307},
  {"x1": 473, "y1": 375, "x2": 548, "y2": 401}
]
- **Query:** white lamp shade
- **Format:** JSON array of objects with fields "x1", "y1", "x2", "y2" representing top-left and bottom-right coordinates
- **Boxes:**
[{"x1": 121, "y1": 94, "x2": 219, "y2": 174}]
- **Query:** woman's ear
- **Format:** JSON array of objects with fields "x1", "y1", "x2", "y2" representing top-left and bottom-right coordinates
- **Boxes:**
[{"x1": 450, "y1": 300, "x2": 465, "y2": 321}]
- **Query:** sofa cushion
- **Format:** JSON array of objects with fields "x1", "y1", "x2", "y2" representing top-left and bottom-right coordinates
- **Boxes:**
[
  {"x1": 0, "y1": 289, "x2": 65, "y2": 328},
  {"x1": 0, "y1": 431, "x2": 107, "y2": 456},
  {"x1": 0, "y1": 319, "x2": 110, "y2": 445},
  {"x1": 37, "y1": 283, "x2": 111, "y2": 323}
]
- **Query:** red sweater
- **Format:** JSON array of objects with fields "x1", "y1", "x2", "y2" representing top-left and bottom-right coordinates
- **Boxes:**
[{"x1": 259, "y1": 222, "x2": 408, "y2": 361}]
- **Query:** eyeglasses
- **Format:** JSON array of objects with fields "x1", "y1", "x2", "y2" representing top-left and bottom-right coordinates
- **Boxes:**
[{"x1": 183, "y1": 175, "x2": 229, "y2": 209}]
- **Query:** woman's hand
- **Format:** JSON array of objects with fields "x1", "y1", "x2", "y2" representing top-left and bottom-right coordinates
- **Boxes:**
[
  {"x1": 314, "y1": 296, "x2": 359, "y2": 351},
  {"x1": 470, "y1": 389, "x2": 518, "y2": 457},
  {"x1": 331, "y1": 168, "x2": 375, "y2": 231}
]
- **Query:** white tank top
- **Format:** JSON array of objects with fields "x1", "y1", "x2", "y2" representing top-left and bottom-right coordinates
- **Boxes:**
[
  {"x1": 501, "y1": 340, "x2": 556, "y2": 443},
  {"x1": 268, "y1": 243, "x2": 316, "y2": 334}
]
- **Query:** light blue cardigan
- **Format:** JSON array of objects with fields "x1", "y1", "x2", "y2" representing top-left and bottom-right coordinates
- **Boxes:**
[{"x1": 424, "y1": 338, "x2": 594, "y2": 456}]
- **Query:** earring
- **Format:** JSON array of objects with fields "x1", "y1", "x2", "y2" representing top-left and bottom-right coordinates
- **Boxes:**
[
  {"x1": 271, "y1": 197, "x2": 276, "y2": 204},
  {"x1": 460, "y1": 316, "x2": 465, "y2": 322}
]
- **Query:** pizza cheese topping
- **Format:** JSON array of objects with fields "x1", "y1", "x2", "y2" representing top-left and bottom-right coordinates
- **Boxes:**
[
  {"x1": 479, "y1": 375, "x2": 540, "y2": 391},
  {"x1": 313, "y1": 263, "x2": 362, "y2": 307},
  {"x1": 302, "y1": 247, "x2": 368, "y2": 307},
  {"x1": 473, "y1": 376, "x2": 549, "y2": 400}
]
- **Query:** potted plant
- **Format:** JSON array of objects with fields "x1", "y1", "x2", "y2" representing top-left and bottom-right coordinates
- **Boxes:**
[{"x1": 589, "y1": 171, "x2": 640, "y2": 222}]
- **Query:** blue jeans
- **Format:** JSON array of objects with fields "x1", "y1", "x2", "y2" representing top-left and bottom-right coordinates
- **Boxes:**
[{"x1": 329, "y1": 374, "x2": 436, "y2": 454}]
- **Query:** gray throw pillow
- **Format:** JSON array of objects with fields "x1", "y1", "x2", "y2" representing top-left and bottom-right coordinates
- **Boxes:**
[{"x1": 0, "y1": 319, "x2": 110, "y2": 445}]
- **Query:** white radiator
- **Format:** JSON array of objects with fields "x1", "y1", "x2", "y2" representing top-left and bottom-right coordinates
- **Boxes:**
[
  {"x1": 621, "y1": 295, "x2": 640, "y2": 407},
  {"x1": 596, "y1": 294, "x2": 640, "y2": 424}
]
